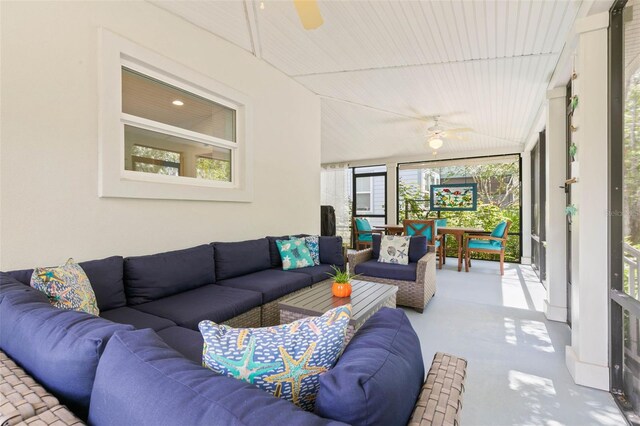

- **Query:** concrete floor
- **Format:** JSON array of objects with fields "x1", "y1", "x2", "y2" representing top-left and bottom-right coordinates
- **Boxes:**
[{"x1": 405, "y1": 258, "x2": 626, "y2": 426}]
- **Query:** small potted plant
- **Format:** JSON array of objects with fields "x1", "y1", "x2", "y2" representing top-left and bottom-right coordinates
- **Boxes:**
[{"x1": 327, "y1": 266, "x2": 358, "y2": 298}]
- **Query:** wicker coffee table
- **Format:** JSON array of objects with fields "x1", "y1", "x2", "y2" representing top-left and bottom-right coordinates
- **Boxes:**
[{"x1": 278, "y1": 279, "x2": 397, "y2": 343}]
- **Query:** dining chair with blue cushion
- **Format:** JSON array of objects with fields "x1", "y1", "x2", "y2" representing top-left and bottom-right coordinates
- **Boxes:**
[
  {"x1": 464, "y1": 220, "x2": 512, "y2": 275},
  {"x1": 403, "y1": 219, "x2": 443, "y2": 270},
  {"x1": 352, "y1": 217, "x2": 382, "y2": 250}
]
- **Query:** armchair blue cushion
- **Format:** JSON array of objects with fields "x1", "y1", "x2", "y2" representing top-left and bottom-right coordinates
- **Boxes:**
[
  {"x1": 354, "y1": 260, "x2": 417, "y2": 281},
  {"x1": 373, "y1": 234, "x2": 427, "y2": 263},
  {"x1": 435, "y1": 218, "x2": 447, "y2": 229},
  {"x1": 355, "y1": 218, "x2": 373, "y2": 242},
  {"x1": 468, "y1": 239, "x2": 502, "y2": 251},
  {"x1": 405, "y1": 223, "x2": 432, "y2": 241},
  {"x1": 491, "y1": 221, "x2": 508, "y2": 239}
]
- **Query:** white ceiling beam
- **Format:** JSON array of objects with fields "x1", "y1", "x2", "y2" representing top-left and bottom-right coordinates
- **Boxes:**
[
  {"x1": 243, "y1": 0, "x2": 262, "y2": 58},
  {"x1": 290, "y1": 52, "x2": 558, "y2": 78}
]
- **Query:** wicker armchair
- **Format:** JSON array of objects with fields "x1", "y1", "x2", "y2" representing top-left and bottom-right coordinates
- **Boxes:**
[{"x1": 348, "y1": 247, "x2": 437, "y2": 313}]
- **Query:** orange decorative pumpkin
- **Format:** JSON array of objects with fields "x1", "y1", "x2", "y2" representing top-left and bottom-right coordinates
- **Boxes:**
[{"x1": 332, "y1": 282, "x2": 352, "y2": 298}]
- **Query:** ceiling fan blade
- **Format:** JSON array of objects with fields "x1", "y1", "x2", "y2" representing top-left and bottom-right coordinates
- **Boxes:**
[
  {"x1": 445, "y1": 127, "x2": 473, "y2": 134},
  {"x1": 293, "y1": 0, "x2": 324, "y2": 30}
]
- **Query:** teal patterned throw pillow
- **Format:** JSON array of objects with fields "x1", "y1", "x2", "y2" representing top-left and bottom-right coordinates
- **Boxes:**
[
  {"x1": 276, "y1": 238, "x2": 315, "y2": 270},
  {"x1": 199, "y1": 304, "x2": 352, "y2": 411}
]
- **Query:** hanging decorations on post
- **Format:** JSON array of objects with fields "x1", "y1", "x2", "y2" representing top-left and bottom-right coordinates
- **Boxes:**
[
  {"x1": 570, "y1": 95, "x2": 579, "y2": 112},
  {"x1": 566, "y1": 203, "x2": 577, "y2": 214},
  {"x1": 569, "y1": 143, "x2": 577, "y2": 162}
]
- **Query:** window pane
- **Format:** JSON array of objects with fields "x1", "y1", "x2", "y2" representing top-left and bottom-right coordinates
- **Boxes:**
[
  {"x1": 356, "y1": 178, "x2": 371, "y2": 192},
  {"x1": 122, "y1": 68, "x2": 236, "y2": 142},
  {"x1": 196, "y1": 156, "x2": 231, "y2": 182},
  {"x1": 124, "y1": 125, "x2": 231, "y2": 182},
  {"x1": 131, "y1": 145, "x2": 180, "y2": 176},
  {"x1": 356, "y1": 193, "x2": 371, "y2": 212},
  {"x1": 354, "y1": 165, "x2": 386, "y2": 174}
]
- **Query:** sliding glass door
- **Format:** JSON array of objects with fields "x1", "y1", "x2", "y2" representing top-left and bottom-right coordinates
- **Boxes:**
[{"x1": 531, "y1": 131, "x2": 546, "y2": 282}]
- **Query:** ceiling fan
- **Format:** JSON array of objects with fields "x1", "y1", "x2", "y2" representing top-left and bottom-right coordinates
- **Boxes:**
[
  {"x1": 426, "y1": 117, "x2": 473, "y2": 150},
  {"x1": 260, "y1": 0, "x2": 323, "y2": 29},
  {"x1": 292, "y1": 0, "x2": 323, "y2": 29}
]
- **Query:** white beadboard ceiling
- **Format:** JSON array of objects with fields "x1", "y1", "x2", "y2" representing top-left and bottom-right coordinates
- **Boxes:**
[{"x1": 151, "y1": 0, "x2": 589, "y2": 163}]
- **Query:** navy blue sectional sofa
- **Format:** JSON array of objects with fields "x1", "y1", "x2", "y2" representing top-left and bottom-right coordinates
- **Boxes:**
[
  {"x1": 0, "y1": 235, "x2": 467, "y2": 426},
  {"x1": 4, "y1": 236, "x2": 345, "y2": 362}
]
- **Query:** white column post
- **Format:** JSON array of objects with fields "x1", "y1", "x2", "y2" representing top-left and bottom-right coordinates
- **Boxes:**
[
  {"x1": 565, "y1": 12, "x2": 610, "y2": 391},
  {"x1": 386, "y1": 162, "x2": 398, "y2": 224},
  {"x1": 544, "y1": 87, "x2": 568, "y2": 322},
  {"x1": 521, "y1": 151, "x2": 532, "y2": 265}
]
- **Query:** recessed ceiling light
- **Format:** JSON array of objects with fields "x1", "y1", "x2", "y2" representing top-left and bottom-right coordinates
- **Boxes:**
[{"x1": 172, "y1": 100, "x2": 184, "y2": 106}]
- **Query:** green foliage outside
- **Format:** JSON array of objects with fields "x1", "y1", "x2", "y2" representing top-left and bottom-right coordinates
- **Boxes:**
[
  {"x1": 196, "y1": 157, "x2": 231, "y2": 182},
  {"x1": 399, "y1": 161, "x2": 521, "y2": 262}
]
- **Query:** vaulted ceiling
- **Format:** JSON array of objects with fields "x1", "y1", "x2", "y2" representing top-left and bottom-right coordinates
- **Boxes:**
[{"x1": 152, "y1": 0, "x2": 587, "y2": 163}]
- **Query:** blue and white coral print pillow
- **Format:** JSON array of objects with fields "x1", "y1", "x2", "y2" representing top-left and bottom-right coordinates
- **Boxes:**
[
  {"x1": 199, "y1": 304, "x2": 352, "y2": 411},
  {"x1": 300, "y1": 236, "x2": 320, "y2": 265},
  {"x1": 378, "y1": 235, "x2": 411, "y2": 265}
]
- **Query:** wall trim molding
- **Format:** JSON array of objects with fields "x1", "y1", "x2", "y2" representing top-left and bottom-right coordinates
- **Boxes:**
[
  {"x1": 575, "y1": 11, "x2": 609, "y2": 35},
  {"x1": 544, "y1": 299, "x2": 567, "y2": 322},
  {"x1": 566, "y1": 345, "x2": 610, "y2": 391}
]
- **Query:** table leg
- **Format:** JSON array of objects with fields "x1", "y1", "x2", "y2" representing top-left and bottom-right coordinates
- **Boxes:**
[
  {"x1": 457, "y1": 234, "x2": 463, "y2": 272},
  {"x1": 442, "y1": 235, "x2": 447, "y2": 265}
]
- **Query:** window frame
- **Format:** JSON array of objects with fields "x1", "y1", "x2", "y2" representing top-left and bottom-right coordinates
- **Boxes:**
[{"x1": 99, "y1": 29, "x2": 253, "y2": 202}]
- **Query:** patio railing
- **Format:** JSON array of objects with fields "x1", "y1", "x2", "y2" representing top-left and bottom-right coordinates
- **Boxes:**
[{"x1": 625, "y1": 242, "x2": 640, "y2": 300}]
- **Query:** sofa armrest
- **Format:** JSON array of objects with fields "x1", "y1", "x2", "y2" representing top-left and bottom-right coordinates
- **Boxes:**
[
  {"x1": 408, "y1": 352, "x2": 467, "y2": 426},
  {"x1": 347, "y1": 249, "x2": 373, "y2": 275}
]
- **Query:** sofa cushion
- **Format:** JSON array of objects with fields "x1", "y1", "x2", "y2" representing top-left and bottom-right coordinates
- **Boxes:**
[
  {"x1": 0, "y1": 292, "x2": 133, "y2": 419},
  {"x1": 0, "y1": 272, "x2": 46, "y2": 303},
  {"x1": 286, "y1": 264, "x2": 335, "y2": 284},
  {"x1": 315, "y1": 308, "x2": 425, "y2": 426},
  {"x1": 100, "y1": 307, "x2": 176, "y2": 332},
  {"x1": 267, "y1": 235, "x2": 307, "y2": 267},
  {"x1": 214, "y1": 238, "x2": 272, "y2": 280},
  {"x1": 30, "y1": 258, "x2": 100, "y2": 316},
  {"x1": 373, "y1": 234, "x2": 427, "y2": 263},
  {"x1": 124, "y1": 244, "x2": 215, "y2": 305},
  {"x1": 132, "y1": 284, "x2": 262, "y2": 330},
  {"x1": 354, "y1": 259, "x2": 417, "y2": 281},
  {"x1": 79, "y1": 256, "x2": 127, "y2": 311},
  {"x1": 89, "y1": 329, "x2": 345, "y2": 426},
  {"x1": 5, "y1": 268, "x2": 34, "y2": 286},
  {"x1": 7, "y1": 256, "x2": 128, "y2": 311},
  {"x1": 218, "y1": 269, "x2": 313, "y2": 303},
  {"x1": 200, "y1": 304, "x2": 352, "y2": 412},
  {"x1": 156, "y1": 326, "x2": 204, "y2": 364},
  {"x1": 319, "y1": 236, "x2": 344, "y2": 267}
]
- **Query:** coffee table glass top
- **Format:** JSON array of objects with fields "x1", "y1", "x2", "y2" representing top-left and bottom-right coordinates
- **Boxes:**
[{"x1": 278, "y1": 279, "x2": 397, "y2": 327}]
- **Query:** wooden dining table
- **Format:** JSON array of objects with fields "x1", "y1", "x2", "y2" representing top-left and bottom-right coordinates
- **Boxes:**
[{"x1": 372, "y1": 224, "x2": 487, "y2": 272}]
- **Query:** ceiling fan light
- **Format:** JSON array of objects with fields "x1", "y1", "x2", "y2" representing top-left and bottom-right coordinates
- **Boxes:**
[{"x1": 429, "y1": 137, "x2": 443, "y2": 150}]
